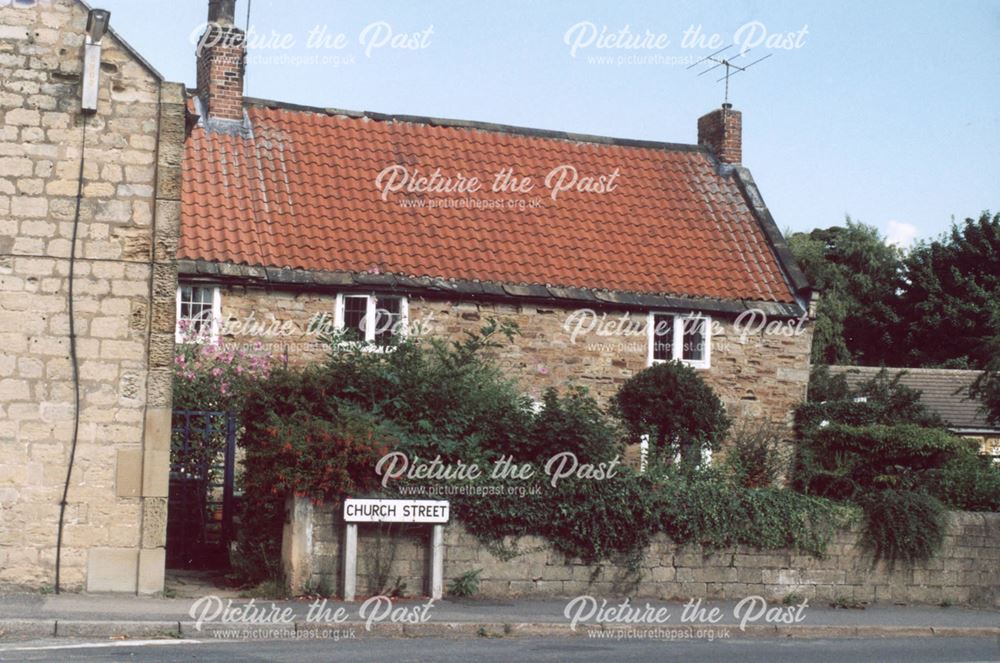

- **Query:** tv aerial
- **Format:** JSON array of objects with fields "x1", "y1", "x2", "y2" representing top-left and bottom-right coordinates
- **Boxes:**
[{"x1": 687, "y1": 45, "x2": 773, "y2": 105}]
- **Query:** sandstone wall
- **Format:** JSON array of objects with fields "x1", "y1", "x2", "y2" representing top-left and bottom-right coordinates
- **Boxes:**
[
  {"x1": 287, "y1": 498, "x2": 1000, "y2": 607},
  {"x1": 0, "y1": 0, "x2": 182, "y2": 592},
  {"x1": 202, "y1": 285, "x2": 812, "y2": 424}
]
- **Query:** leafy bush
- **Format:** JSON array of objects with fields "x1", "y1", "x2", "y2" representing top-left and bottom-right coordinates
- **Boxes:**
[
  {"x1": 723, "y1": 417, "x2": 792, "y2": 488},
  {"x1": 173, "y1": 340, "x2": 272, "y2": 412},
  {"x1": 797, "y1": 368, "x2": 943, "y2": 432},
  {"x1": 615, "y1": 361, "x2": 729, "y2": 470},
  {"x1": 860, "y1": 490, "x2": 946, "y2": 564},
  {"x1": 795, "y1": 423, "x2": 966, "y2": 499},
  {"x1": 520, "y1": 387, "x2": 622, "y2": 465},
  {"x1": 454, "y1": 468, "x2": 847, "y2": 564},
  {"x1": 807, "y1": 364, "x2": 851, "y2": 402},
  {"x1": 319, "y1": 321, "x2": 533, "y2": 464},
  {"x1": 655, "y1": 473, "x2": 853, "y2": 556},
  {"x1": 232, "y1": 367, "x2": 394, "y2": 586},
  {"x1": 925, "y1": 450, "x2": 1000, "y2": 512}
]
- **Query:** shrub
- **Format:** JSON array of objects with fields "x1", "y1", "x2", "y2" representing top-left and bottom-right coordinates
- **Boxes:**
[
  {"x1": 795, "y1": 423, "x2": 966, "y2": 499},
  {"x1": 860, "y1": 490, "x2": 946, "y2": 565},
  {"x1": 320, "y1": 321, "x2": 533, "y2": 464},
  {"x1": 925, "y1": 450, "x2": 1000, "y2": 512},
  {"x1": 173, "y1": 340, "x2": 272, "y2": 412},
  {"x1": 232, "y1": 368, "x2": 393, "y2": 586},
  {"x1": 655, "y1": 473, "x2": 853, "y2": 556},
  {"x1": 615, "y1": 361, "x2": 729, "y2": 470},
  {"x1": 520, "y1": 387, "x2": 622, "y2": 465},
  {"x1": 807, "y1": 364, "x2": 850, "y2": 402},
  {"x1": 796, "y1": 368, "x2": 943, "y2": 433},
  {"x1": 454, "y1": 468, "x2": 847, "y2": 564},
  {"x1": 723, "y1": 417, "x2": 792, "y2": 488}
]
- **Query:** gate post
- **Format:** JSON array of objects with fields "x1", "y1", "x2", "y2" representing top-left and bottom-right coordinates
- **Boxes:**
[
  {"x1": 430, "y1": 524, "x2": 444, "y2": 600},
  {"x1": 343, "y1": 523, "x2": 358, "y2": 602}
]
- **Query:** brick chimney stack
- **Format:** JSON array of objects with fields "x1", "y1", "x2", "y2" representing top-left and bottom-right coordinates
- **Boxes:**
[
  {"x1": 196, "y1": 0, "x2": 245, "y2": 123},
  {"x1": 697, "y1": 103, "x2": 742, "y2": 164}
]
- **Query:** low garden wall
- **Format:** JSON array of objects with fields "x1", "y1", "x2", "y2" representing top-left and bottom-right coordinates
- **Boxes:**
[{"x1": 282, "y1": 497, "x2": 1000, "y2": 607}]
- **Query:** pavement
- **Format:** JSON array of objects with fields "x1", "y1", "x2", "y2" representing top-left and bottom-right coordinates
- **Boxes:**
[{"x1": 0, "y1": 593, "x2": 998, "y2": 642}]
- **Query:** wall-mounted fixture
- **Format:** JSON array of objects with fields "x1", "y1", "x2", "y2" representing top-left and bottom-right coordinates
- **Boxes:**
[{"x1": 81, "y1": 8, "x2": 110, "y2": 113}]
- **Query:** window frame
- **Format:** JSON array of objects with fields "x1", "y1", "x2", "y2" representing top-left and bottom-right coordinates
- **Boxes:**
[
  {"x1": 646, "y1": 311, "x2": 711, "y2": 369},
  {"x1": 333, "y1": 293, "x2": 409, "y2": 349},
  {"x1": 175, "y1": 284, "x2": 221, "y2": 344}
]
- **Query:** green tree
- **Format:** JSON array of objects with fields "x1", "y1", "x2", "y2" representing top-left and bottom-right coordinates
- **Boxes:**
[
  {"x1": 788, "y1": 219, "x2": 903, "y2": 365},
  {"x1": 897, "y1": 211, "x2": 1000, "y2": 369},
  {"x1": 614, "y1": 361, "x2": 729, "y2": 470}
]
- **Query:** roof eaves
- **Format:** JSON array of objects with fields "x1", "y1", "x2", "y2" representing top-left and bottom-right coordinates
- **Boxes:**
[{"x1": 176, "y1": 260, "x2": 806, "y2": 318}]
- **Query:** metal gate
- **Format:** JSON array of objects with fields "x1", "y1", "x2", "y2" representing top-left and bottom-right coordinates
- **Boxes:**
[{"x1": 166, "y1": 410, "x2": 237, "y2": 569}]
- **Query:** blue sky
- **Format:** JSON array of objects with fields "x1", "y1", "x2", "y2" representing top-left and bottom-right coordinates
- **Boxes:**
[{"x1": 99, "y1": 0, "x2": 999, "y2": 244}]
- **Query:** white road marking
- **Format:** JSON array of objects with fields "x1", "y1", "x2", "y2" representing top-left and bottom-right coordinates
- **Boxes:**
[{"x1": 1, "y1": 639, "x2": 201, "y2": 652}]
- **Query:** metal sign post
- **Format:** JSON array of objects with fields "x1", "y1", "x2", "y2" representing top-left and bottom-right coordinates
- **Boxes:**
[{"x1": 342, "y1": 499, "x2": 450, "y2": 601}]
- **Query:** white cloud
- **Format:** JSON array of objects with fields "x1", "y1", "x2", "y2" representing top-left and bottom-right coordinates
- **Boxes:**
[{"x1": 886, "y1": 220, "x2": 919, "y2": 248}]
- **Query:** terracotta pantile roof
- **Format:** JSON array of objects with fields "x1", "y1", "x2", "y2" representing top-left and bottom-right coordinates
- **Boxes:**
[
  {"x1": 180, "y1": 100, "x2": 801, "y2": 304},
  {"x1": 828, "y1": 366, "x2": 997, "y2": 433}
]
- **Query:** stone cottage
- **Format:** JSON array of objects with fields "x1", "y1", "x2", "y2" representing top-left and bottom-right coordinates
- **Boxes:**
[
  {"x1": 1, "y1": 0, "x2": 183, "y2": 592},
  {"x1": 179, "y1": 2, "x2": 814, "y2": 424},
  {"x1": 1, "y1": 0, "x2": 814, "y2": 594}
]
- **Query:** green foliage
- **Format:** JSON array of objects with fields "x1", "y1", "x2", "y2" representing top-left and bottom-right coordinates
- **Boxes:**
[
  {"x1": 791, "y1": 212, "x2": 1000, "y2": 370},
  {"x1": 521, "y1": 387, "x2": 622, "y2": 465},
  {"x1": 172, "y1": 340, "x2": 272, "y2": 412},
  {"x1": 615, "y1": 361, "x2": 729, "y2": 470},
  {"x1": 806, "y1": 364, "x2": 850, "y2": 402},
  {"x1": 228, "y1": 318, "x2": 852, "y2": 582},
  {"x1": 788, "y1": 219, "x2": 902, "y2": 365},
  {"x1": 232, "y1": 367, "x2": 395, "y2": 586},
  {"x1": 897, "y1": 212, "x2": 1000, "y2": 369},
  {"x1": 455, "y1": 468, "x2": 848, "y2": 564},
  {"x1": 860, "y1": 490, "x2": 946, "y2": 565},
  {"x1": 447, "y1": 569, "x2": 482, "y2": 597},
  {"x1": 795, "y1": 424, "x2": 966, "y2": 499},
  {"x1": 925, "y1": 450, "x2": 1000, "y2": 512},
  {"x1": 318, "y1": 321, "x2": 533, "y2": 464},
  {"x1": 796, "y1": 368, "x2": 943, "y2": 432},
  {"x1": 971, "y1": 336, "x2": 1000, "y2": 426},
  {"x1": 723, "y1": 417, "x2": 792, "y2": 488},
  {"x1": 655, "y1": 472, "x2": 854, "y2": 556}
]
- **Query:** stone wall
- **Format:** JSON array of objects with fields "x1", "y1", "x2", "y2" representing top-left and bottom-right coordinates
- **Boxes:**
[
  {"x1": 191, "y1": 283, "x2": 813, "y2": 424},
  {"x1": 285, "y1": 498, "x2": 1000, "y2": 607},
  {"x1": 0, "y1": 0, "x2": 182, "y2": 592}
]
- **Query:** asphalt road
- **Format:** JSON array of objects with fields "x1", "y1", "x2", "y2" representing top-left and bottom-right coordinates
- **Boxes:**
[{"x1": 1, "y1": 637, "x2": 999, "y2": 662}]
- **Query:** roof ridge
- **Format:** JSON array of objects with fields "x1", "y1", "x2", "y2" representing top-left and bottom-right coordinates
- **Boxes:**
[{"x1": 223, "y1": 93, "x2": 712, "y2": 153}]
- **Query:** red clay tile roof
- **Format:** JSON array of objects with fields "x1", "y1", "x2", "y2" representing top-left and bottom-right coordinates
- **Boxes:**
[{"x1": 181, "y1": 101, "x2": 799, "y2": 304}]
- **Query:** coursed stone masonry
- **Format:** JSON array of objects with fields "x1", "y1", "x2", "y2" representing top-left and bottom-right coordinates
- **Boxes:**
[
  {"x1": 287, "y1": 498, "x2": 1000, "y2": 608},
  {"x1": 0, "y1": 0, "x2": 182, "y2": 592}
]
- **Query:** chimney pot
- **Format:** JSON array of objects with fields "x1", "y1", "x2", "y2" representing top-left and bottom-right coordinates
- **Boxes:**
[{"x1": 208, "y1": 0, "x2": 237, "y2": 25}]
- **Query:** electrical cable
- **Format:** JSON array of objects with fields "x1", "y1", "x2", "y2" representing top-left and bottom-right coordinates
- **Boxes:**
[{"x1": 54, "y1": 113, "x2": 88, "y2": 594}]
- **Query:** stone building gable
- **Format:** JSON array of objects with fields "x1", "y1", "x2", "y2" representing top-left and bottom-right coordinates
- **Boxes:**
[{"x1": 0, "y1": 0, "x2": 183, "y2": 593}]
